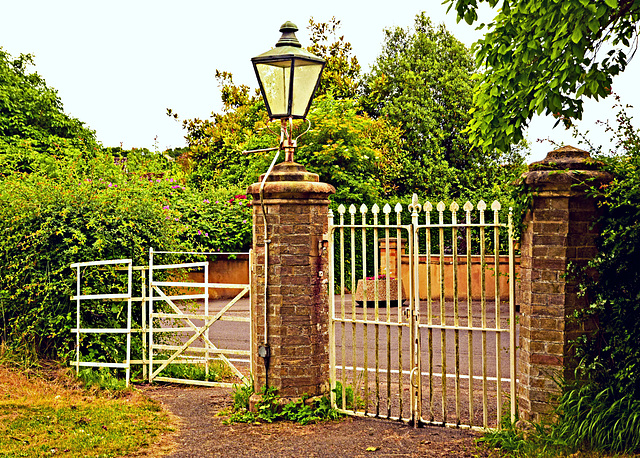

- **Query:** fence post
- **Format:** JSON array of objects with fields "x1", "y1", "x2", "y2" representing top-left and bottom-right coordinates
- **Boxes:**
[
  {"x1": 247, "y1": 161, "x2": 335, "y2": 401},
  {"x1": 518, "y1": 145, "x2": 611, "y2": 422}
]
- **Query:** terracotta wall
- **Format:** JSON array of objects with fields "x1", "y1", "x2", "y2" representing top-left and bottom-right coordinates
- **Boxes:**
[
  {"x1": 379, "y1": 239, "x2": 518, "y2": 301},
  {"x1": 183, "y1": 254, "x2": 250, "y2": 300},
  {"x1": 398, "y1": 254, "x2": 518, "y2": 301}
]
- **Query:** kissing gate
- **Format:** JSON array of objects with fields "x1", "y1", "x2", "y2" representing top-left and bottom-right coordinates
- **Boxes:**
[{"x1": 327, "y1": 194, "x2": 517, "y2": 429}]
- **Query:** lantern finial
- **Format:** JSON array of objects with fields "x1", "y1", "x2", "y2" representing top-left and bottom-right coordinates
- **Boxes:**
[{"x1": 276, "y1": 22, "x2": 301, "y2": 48}]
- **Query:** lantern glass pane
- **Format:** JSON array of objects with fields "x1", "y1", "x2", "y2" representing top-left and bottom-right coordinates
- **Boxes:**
[
  {"x1": 291, "y1": 60, "x2": 323, "y2": 117},
  {"x1": 255, "y1": 61, "x2": 291, "y2": 117}
]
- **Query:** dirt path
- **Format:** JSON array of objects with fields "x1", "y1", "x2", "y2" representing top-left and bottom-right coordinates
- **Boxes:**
[{"x1": 141, "y1": 384, "x2": 503, "y2": 457}]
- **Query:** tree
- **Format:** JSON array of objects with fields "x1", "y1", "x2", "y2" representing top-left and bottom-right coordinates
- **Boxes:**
[
  {"x1": 361, "y1": 13, "x2": 516, "y2": 197},
  {"x1": 176, "y1": 73, "x2": 404, "y2": 204},
  {"x1": 170, "y1": 70, "x2": 272, "y2": 189},
  {"x1": 295, "y1": 94, "x2": 404, "y2": 204},
  {"x1": 445, "y1": 0, "x2": 640, "y2": 152},
  {"x1": 306, "y1": 17, "x2": 362, "y2": 99},
  {"x1": 0, "y1": 49, "x2": 98, "y2": 155}
]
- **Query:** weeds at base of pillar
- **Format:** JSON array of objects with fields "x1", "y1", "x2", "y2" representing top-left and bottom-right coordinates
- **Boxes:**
[{"x1": 221, "y1": 382, "x2": 345, "y2": 425}]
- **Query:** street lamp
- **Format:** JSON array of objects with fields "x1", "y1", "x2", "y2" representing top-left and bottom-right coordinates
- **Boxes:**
[{"x1": 252, "y1": 21, "x2": 325, "y2": 162}]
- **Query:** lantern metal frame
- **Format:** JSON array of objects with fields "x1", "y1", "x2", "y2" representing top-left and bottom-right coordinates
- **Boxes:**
[{"x1": 251, "y1": 21, "x2": 325, "y2": 122}]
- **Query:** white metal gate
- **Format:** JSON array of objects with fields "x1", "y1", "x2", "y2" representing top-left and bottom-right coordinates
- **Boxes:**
[
  {"x1": 328, "y1": 194, "x2": 516, "y2": 429},
  {"x1": 148, "y1": 249, "x2": 252, "y2": 387},
  {"x1": 71, "y1": 250, "x2": 251, "y2": 387}
]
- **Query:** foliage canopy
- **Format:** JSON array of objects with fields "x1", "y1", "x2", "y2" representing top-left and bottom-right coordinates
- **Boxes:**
[
  {"x1": 0, "y1": 48, "x2": 99, "y2": 175},
  {"x1": 445, "y1": 0, "x2": 640, "y2": 152},
  {"x1": 361, "y1": 13, "x2": 524, "y2": 197}
]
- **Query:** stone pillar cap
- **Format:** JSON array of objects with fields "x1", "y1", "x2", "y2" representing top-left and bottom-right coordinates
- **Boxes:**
[
  {"x1": 258, "y1": 161, "x2": 319, "y2": 182},
  {"x1": 524, "y1": 145, "x2": 612, "y2": 188},
  {"x1": 246, "y1": 161, "x2": 335, "y2": 197},
  {"x1": 530, "y1": 145, "x2": 600, "y2": 171}
]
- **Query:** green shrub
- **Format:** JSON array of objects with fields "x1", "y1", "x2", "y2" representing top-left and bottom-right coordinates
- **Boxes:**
[
  {"x1": 77, "y1": 367, "x2": 129, "y2": 392},
  {"x1": 484, "y1": 99, "x2": 640, "y2": 457},
  {"x1": 232, "y1": 381, "x2": 254, "y2": 411},
  {"x1": 552, "y1": 383, "x2": 640, "y2": 453},
  {"x1": 165, "y1": 183, "x2": 252, "y2": 253},
  {"x1": 0, "y1": 173, "x2": 182, "y2": 360},
  {"x1": 154, "y1": 360, "x2": 233, "y2": 383},
  {"x1": 571, "y1": 99, "x2": 640, "y2": 404}
]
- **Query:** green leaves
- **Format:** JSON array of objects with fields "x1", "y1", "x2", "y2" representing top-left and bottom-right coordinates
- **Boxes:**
[
  {"x1": 306, "y1": 17, "x2": 362, "y2": 100},
  {"x1": 360, "y1": 13, "x2": 516, "y2": 197},
  {"x1": 0, "y1": 170, "x2": 182, "y2": 359},
  {"x1": 444, "y1": 0, "x2": 640, "y2": 153},
  {"x1": 0, "y1": 49, "x2": 98, "y2": 158},
  {"x1": 571, "y1": 27, "x2": 583, "y2": 44}
]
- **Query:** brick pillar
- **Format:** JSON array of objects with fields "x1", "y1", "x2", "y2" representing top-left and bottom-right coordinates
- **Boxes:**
[
  {"x1": 247, "y1": 162, "x2": 335, "y2": 400},
  {"x1": 518, "y1": 146, "x2": 611, "y2": 422}
]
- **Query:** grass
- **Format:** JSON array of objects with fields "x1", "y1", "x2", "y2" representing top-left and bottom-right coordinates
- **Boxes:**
[
  {"x1": 479, "y1": 385, "x2": 640, "y2": 457},
  {"x1": 154, "y1": 359, "x2": 235, "y2": 382},
  {"x1": 0, "y1": 362, "x2": 176, "y2": 457}
]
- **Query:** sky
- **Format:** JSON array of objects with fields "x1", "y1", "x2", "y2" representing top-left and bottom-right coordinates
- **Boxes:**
[{"x1": 1, "y1": 0, "x2": 638, "y2": 163}]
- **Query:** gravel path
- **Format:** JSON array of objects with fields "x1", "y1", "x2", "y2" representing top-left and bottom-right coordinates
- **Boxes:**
[{"x1": 141, "y1": 384, "x2": 503, "y2": 457}]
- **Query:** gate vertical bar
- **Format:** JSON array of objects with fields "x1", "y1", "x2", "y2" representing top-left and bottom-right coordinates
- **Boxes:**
[
  {"x1": 126, "y1": 261, "x2": 132, "y2": 386},
  {"x1": 349, "y1": 205, "x2": 357, "y2": 414},
  {"x1": 395, "y1": 203, "x2": 403, "y2": 419},
  {"x1": 328, "y1": 211, "x2": 336, "y2": 408},
  {"x1": 451, "y1": 202, "x2": 461, "y2": 425},
  {"x1": 492, "y1": 202, "x2": 503, "y2": 424},
  {"x1": 373, "y1": 205, "x2": 381, "y2": 417},
  {"x1": 437, "y1": 201, "x2": 447, "y2": 424},
  {"x1": 384, "y1": 204, "x2": 392, "y2": 418},
  {"x1": 339, "y1": 205, "x2": 347, "y2": 410},
  {"x1": 464, "y1": 202, "x2": 474, "y2": 427},
  {"x1": 508, "y1": 209, "x2": 517, "y2": 424},
  {"x1": 424, "y1": 202, "x2": 434, "y2": 422},
  {"x1": 75, "y1": 265, "x2": 81, "y2": 375},
  {"x1": 478, "y1": 201, "x2": 488, "y2": 427},
  {"x1": 148, "y1": 248, "x2": 154, "y2": 382},
  {"x1": 360, "y1": 205, "x2": 369, "y2": 415},
  {"x1": 142, "y1": 267, "x2": 148, "y2": 380},
  {"x1": 409, "y1": 195, "x2": 422, "y2": 426},
  {"x1": 249, "y1": 249, "x2": 254, "y2": 388},
  {"x1": 205, "y1": 258, "x2": 210, "y2": 377}
]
